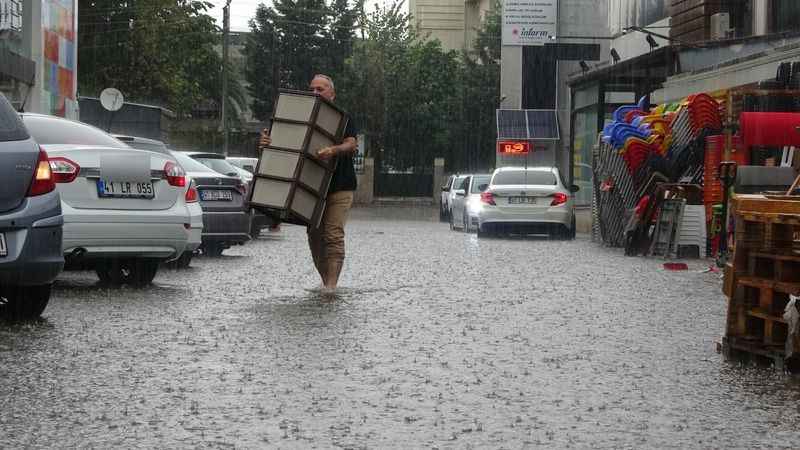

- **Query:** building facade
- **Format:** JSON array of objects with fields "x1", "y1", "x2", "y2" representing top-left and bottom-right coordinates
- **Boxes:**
[
  {"x1": 410, "y1": 0, "x2": 493, "y2": 52},
  {"x1": 499, "y1": 0, "x2": 800, "y2": 207},
  {"x1": 0, "y1": 0, "x2": 78, "y2": 118}
]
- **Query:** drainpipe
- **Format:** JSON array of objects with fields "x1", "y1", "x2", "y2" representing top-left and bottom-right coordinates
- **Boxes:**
[{"x1": 752, "y1": 0, "x2": 769, "y2": 37}]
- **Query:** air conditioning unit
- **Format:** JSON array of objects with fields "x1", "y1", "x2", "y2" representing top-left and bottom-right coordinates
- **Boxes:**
[{"x1": 710, "y1": 13, "x2": 731, "y2": 40}]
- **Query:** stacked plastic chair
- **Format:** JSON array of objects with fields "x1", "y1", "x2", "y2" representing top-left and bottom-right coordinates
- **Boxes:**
[{"x1": 594, "y1": 94, "x2": 724, "y2": 248}]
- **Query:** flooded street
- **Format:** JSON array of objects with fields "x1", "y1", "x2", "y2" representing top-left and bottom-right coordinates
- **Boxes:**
[{"x1": 2, "y1": 206, "x2": 800, "y2": 448}]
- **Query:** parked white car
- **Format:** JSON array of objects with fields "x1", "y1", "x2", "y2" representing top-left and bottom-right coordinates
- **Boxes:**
[
  {"x1": 439, "y1": 174, "x2": 457, "y2": 220},
  {"x1": 21, "y1": 114, "x2": 193, "y2": 286},
  {"x1": 445, "y1": 175, "x2": 468, "y2": 223},
  {"x1": 477, "y1": 166, "x2": 578, "y2": 239},
  {"x1": 450, "y1": 174, "x2": 491, "y2": 233}
]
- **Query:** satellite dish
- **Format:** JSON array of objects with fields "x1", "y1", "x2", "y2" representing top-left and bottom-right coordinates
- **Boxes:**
[{"x1": 100, "y1": 88, "x2": 124, "y2": 112}]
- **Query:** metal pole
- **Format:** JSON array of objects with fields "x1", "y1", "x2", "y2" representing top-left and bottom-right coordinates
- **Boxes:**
[{"x1": 221, "y1": 0, "x2": 231, "y2": 156}]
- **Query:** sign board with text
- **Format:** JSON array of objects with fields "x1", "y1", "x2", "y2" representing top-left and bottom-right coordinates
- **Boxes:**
[{"x1": 502, "y1": 0, "x2": 558, "y2": 46}]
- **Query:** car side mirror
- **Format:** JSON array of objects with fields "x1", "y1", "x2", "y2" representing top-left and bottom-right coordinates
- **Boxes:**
[
  {"x1": 570, "y1": 185, "x2": 580, "y2": 193},
  {"x1": 442, "y1": 187, "x2": 450, "y2": 192}
]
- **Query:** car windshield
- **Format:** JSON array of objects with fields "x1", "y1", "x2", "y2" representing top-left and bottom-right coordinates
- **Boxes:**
[
  {"x1": 195, "y1": 157, "x2": 240, "y2": 176},
  {"x1": 0, "y1": 94, "x2": 28, "y2": 142},
  {"x1": 470, "y1": 175, "x2": 491, "y2": 193},
  {"x1": 172, "y1": 151, "x2": 217, "y2": 173},
  {"x1": 22, "y1": 115, "x2": 128, "y2": 148},
  {"x1": 492, "y1": 171, "x2": 556, "y2": 186}
]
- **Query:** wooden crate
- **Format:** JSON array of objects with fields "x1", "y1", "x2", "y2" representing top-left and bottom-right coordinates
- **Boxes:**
[
  {"x1": 249, "y1": 90, "x2": 348, "y2": 228},
  {"x1": 723, "y1": 194, "x2": 800, "y2": 366}
]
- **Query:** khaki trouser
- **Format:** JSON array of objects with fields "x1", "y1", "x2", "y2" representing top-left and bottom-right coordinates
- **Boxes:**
[{"x1": 308, "y1": 191, "x2": 354, "y2": 275}]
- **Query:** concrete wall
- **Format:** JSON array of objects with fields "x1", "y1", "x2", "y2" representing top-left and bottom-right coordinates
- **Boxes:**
[{"x1": 354, "y1": 157, "x2": 374, "y2": 205}]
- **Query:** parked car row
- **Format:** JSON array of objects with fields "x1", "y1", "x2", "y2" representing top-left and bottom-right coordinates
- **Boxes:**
[
  {"x1": 443, "y1": 166, "x2": 578, "y2": 239},
  {"x1": 0, "y1": 93, "x2": 268, "y2": 319}
]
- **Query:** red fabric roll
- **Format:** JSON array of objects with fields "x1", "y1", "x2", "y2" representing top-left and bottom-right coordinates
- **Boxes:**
[{"x1": 739, "y1": 112, "x2": 800, "y2": 148}]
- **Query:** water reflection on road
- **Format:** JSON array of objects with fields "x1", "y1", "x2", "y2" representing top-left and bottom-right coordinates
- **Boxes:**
[{"x1": 1, "y1": 206, "x2": 798, "y2": 448}]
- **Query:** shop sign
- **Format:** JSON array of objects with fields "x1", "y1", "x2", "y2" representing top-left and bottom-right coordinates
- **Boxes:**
[{"x1": 502, "y1": 0, "x2": 558, "y2": 46}]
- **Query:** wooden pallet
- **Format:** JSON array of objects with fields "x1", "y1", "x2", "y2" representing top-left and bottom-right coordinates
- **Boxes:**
[{"x1": 723, "y1": 194, "x2": 800, "y2": 367}]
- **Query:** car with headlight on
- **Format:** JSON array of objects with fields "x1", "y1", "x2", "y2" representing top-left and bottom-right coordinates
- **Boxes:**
[
  {"x1": 20, "y1": 114, "x2": 192, "y2": 286},
  {"x1": 172, "y1": 151, "x2": 250, "y2": 256},
  {"x1": 477, "y1": 166, "x2": 578, "y2": 239},
  {"x1": 0, "y1": 94, "x2": 64, "y2": 318},
  {"x1": 450, "y1": 174, "x2": 491, "y2": 233}
]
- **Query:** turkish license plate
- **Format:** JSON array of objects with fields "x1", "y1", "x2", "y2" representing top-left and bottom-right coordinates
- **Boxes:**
[
  {"x1": 0, "y1": 233, "x2": 6, "y2": 257},
  {"x1": 201, "y1": 189, "x2": 233, "y2": 201},
  {"x1": 97, "y1": 180, "x2": 155, "y2": 199},
  {"x1": 509, "y1": 196, "x2": 536, "y2": 204}
]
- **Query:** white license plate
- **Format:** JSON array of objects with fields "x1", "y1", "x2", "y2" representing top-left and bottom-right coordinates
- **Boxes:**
[
  {"x1": 0, "y1": 233, "x2": 6, "y2": 257},
  {"x1": 97, "y1": 180, "x2": 155, "y2": 199},
  {"x1": 509, "y1": 197, "x2": 536, "y2": 204},
  {"x1": 201, "y1": 189, "x2": 233, "y2": 201}
]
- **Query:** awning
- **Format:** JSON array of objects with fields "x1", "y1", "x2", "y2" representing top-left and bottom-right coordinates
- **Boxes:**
[
  {"x1": 739, "y1": 112, "x2": 800, "y2": 148},
  {"x1": 496, "y1": 109, "x2": 560, "y2": 141}
]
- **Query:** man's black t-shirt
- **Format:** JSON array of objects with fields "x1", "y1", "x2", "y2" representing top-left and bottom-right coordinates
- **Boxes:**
[{"x1": 329, "y1": 119, "x2": 358, "y2": 193}]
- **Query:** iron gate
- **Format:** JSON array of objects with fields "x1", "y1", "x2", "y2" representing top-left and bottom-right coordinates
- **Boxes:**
[{"x1": 374, "y1": 173, "x2": 433, "y2": 197}]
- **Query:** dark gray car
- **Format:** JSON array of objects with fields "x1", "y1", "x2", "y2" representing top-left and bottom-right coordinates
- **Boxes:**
[
  {"x1": 171, "y1": 151, "x2": 250, "y2": 256},
  {"x1": 0, "y1": 94, "x2": 64, "y2": 319}
]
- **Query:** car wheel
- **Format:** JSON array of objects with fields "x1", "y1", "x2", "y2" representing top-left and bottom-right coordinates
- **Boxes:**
[
  {"x1": 439, "y1": 205, "x2": 447, "y2": 222},
  {"x1": 0, "y1": 284, "x2": 51, "y2": 320},
  {"x1": 203, "y1": 242, "x2": 225, "y2": 257},
  {"x1": 96, "y1": 258, "x2": 160, "y2": 287},
  {"x1": 449, "y1": 213, "x2": 455, "y2": 231}
]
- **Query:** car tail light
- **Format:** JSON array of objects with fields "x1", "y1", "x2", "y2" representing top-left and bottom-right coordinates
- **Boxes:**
[
  {"x1": 164, "y1": 161, "x2": 186, "y2": 187},
  {"x1": 480, "y1": 191, "x2": 495, "y2": 205},
  {"x1": 49, "y1": 156, "x2": 80, "y2": 183},
  {"x1": 27, "y1": 149, "x2": 55, "y2": 196},
  {"x1": 551, "y1": 192, "x2": 568, "y2": 206},
  {"x1": 236, "y1": 181, "x2": 247, "y2": 196},
  {"x1": 185, "y1": 180, "x2": 198, "y2": 203}
]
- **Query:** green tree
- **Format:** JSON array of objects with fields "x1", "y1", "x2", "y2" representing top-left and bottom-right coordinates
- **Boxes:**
[
  {"x1": 245, "y1": 0, "x2": 343, "y2": 120},
  {"x1": 456, "y1": 0, "x2": 501, "y2": 171},
  {"x1": 78, "y1": 0, "x2": 241, "y2": 117},
  {"x1": 335, "y1": 1, "x2": 415, "y2": 161}
]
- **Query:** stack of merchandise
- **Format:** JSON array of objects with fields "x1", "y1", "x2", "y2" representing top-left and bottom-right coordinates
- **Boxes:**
[{"x1": 593, "y1": 94, "x2": 724, "y2": 250}]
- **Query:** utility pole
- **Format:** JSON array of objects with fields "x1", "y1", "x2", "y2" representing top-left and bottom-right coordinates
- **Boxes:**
[{"x1": 221, "y1": 0, "x2": 231, "y2": 155}]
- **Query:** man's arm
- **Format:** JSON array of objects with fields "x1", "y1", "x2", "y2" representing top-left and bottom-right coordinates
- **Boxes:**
[{"x1": 318, "y1": 136, "x2": 357, "y2": 159}]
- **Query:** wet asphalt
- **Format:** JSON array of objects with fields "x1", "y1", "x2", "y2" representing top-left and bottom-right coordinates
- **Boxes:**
[{"x1": 2, "y1": 206, "x2": 800, "y2": 448}]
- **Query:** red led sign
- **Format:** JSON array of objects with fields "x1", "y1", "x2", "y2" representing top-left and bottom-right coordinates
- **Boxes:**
[{"x1": 496, "y1": 140, "x2": 531, "y2": 155}]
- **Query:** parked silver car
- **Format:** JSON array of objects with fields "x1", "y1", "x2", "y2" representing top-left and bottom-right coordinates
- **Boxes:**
[
  {"x1": 477, "y1": 167, "x2": 578, "y2": 239},
  {"x1": 450, "y1": 174, "x2": 491, "y2": 233},
  {"x1": 111, "y1": 135, "x2": 203, "y2": 267},
  {"x1": 21, "y1": 114, "x2": 193, "y2": 286},
  {"x1": 0, "y1": 95, "x2": 64, "y2": 318}
]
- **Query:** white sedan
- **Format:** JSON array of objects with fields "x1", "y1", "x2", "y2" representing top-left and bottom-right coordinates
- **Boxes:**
[
  {"x1": 477, "y1": 166, "x2": 578, "y2": 239},
  {"x1": 21, "y1": 114, "x2": 192, "y2": 286}
]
